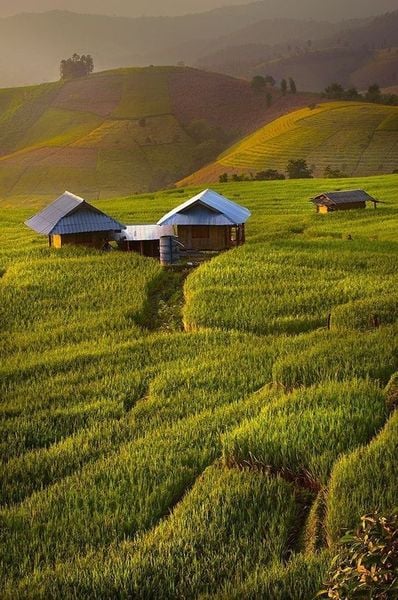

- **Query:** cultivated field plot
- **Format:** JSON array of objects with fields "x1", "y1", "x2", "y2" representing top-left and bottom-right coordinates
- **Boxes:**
[
  {"x1": 1, "y1": 175, "x2": 398, "y2": 598},
  {"x1": 183, "y1": 102, "x2": 398, "y2": 185},
  {"x1": 0, "y1": 66, "x2": 313, "y2": 202}
]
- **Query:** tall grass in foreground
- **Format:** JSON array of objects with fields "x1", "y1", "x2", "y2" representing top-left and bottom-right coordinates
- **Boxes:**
[
  {"x1": 8, "y1": 466, "x2": 298, "y2": 599},
  {"x1": 223, "y1": 380, "x2": 387, "y2": 485},
  {"x1": 215, "y1": 551, "x2": 331, "y2": 600},
  {"x1": 0, "y1": 391, "x2": 270, "y2": 587},
  {"x1": 326, "y1": 409, "x2": 398, "y2": 545}
]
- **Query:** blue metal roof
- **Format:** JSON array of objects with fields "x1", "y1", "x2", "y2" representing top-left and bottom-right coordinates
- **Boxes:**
[
  {"x1": 51, "y1": 208, "x2": 123, "y2": 235},
  {"x1": 25, "y1": 191, "x2": 124, "y2": 235},
  {"x1": 157, "y1": 189, "x2": 251, "y2": 226}
]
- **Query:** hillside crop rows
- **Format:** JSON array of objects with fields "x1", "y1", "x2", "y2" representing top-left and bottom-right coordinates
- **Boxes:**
[
  {"x1": 1, "y1": 175, "x2": 398, "y2": 597},
  {"x1": 182, "y1": 102, "x2": 398, "y2": 185},
  {"x1": 0, "y1": 67, "x2": 315, "y2": 202}
]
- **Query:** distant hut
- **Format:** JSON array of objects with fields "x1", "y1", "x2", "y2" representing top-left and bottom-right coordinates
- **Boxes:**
[
  {"x1": 157, "y1": 189, "x2": 251, "y2": 251},
  {"x1": 311, "y1": 190, "x2": 379, "y2": 213},
  {"x1": 25, "y1": 191, "x2": 124, "y2": 248},
  {"x1": 115, "y1": 224, "x2": 174, "y2": 257}
]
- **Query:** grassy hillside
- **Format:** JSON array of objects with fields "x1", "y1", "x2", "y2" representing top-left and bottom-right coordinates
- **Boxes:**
[
  {"x1": 181, "y1": 101, "x2": 398, "y2": 185},
  {"x1": 0, "y1": 66, "x2": 319, "y2": 203},
  {"x1": 1, "y1": 174, "x2": 398, "y2": 597}
]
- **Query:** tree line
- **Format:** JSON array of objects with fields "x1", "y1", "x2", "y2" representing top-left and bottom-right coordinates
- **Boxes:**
[{"x1": 323, "y1": 82, "x2": 398, "y2": 106}]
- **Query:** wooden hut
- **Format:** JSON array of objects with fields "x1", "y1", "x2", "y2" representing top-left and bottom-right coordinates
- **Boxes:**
[
  {"x1": 115, "y1": 224, "x2": 174, "y2": 257},
  {"x1": 311, "y1": 190, "x2": 379, "y2": 213},
  {"x1": 157, "y1": 189, "x2": 251, "y2": 251},
  {"x1": 25, "y1": 191, "x2": 124, "y2": 248}
]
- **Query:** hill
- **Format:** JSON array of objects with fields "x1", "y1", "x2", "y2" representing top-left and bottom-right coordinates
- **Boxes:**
[
  {"x1": 198, "y1": 10, "x2": 398, "y2": 92},
  {"x1": 181, "y1": 101, "x2": 398, "y2": 185},
  {"x1": 0, "y1": 66, "x2": 318, "y2": 201},
  {"x1": 1, "y1": 174, "x2": 397, "y2": 597},
  {"x1": 0, "y1": 5, "x2": 393, "y2": 89}
]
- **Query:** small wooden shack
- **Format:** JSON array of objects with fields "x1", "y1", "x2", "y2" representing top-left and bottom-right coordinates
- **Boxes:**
[
  {"x1": 25, "y1": 191, "x2": 124, "y2": 248},
  {"x1": 115, "y1": 224, "x2": 174, "y2": 257},
  {"x1": 311, "y1": 190, "x2": 379, "y2": 213},
  {"x1": 157, "y1": 189, "x2": 251, "y2": 251}
]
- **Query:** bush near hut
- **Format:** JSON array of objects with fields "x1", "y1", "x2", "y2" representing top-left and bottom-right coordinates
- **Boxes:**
[{"x1": 319, "y1": 512, "x2": 398, "y2": 600}]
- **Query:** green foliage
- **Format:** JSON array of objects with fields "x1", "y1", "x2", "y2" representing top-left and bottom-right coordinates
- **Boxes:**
[
  {"x1": 255, "y1": 168, "x2": 285, "y2": 180},
  {"x1": 319, "y1": 512, "x2": 398, "y2": 599},
  {"x1": 324, "y1": 165, "x2": 347, "y2": 178},
  {"x1": 60, "y1": 54, "x2": 94, "y2": 80},
  {"x1": 287, "y1": 158, "x2": 313, "y2": 179}
]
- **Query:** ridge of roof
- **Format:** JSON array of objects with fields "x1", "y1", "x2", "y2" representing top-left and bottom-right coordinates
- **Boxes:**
[
  {"x1": 25, "y1": 191, "x2": 125, "y2": 235},
  {"x1": 157, "y1": 189, "x2": 251, "y2": 226}
]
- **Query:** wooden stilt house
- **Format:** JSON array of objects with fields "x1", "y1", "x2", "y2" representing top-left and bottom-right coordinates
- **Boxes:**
[
  {"x1": 157, "y1": 189, "x2": 250, "y2": 251},
  {"x1": 25, "y1": 191, "x2": 124, "y2": 248}
]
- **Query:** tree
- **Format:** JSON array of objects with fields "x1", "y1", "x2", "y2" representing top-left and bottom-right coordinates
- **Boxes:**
[
  {"x1": 281, "y1": 78, "x2": 287, "y2": 95},
  {"x1": 287, "y1": 159, "x2": 313, "y2": 179},
  {"x1": 264, "y1": 75, "x2": 276, "y2": 87},
  {"x1": 324, "y1": 165, "x2": 347, "y2": 178},
  {"x1": 60, "y1": 54, "x2": 94, "y2": 80},
  {"x1": 219, "y1": 173, "x2": 229, "y2": 183},
  {"x1": 323, "y1": 83, "x2": 345, "y2": 100},
  {"x1": 289, "y1": 77, "x2": 297, "y2": 94},
  {"x1": 366, "y1": 83, "x2": 382, "y2": 103},
  {"x1": 251, "y1": 75, "x2": 266, "y2": 93},
  {"x1": 266, "y1": 92, "x2": 273, "y2": 108},
  {"x1": 345, "y1": 87, "x2": 360, "y2": 100},
  {"x1": 255, "y1": 169, "x2": 285, "y2": 181}
]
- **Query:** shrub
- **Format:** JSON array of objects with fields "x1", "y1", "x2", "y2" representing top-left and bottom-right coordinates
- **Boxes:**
[{"x1": 319, "y1": 512, "x2": 398, "y2": 599}]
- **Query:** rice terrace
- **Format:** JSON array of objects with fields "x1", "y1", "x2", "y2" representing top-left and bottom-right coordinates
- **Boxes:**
[{"x1": 1, "y1": 2, "x2": 398, "y2": 599}]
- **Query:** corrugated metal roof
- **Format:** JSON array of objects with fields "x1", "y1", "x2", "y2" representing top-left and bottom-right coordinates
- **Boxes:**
[
  {"x1": 115, "y1": 224, "x2": 174, "y2": 241},
  {"x1": 25, "y1": 191, "x2": 124, "y2": 235},
  {"x1": 312, "y1": 189, "x2": 378, "y2": 206},
  {"x1": 51, "y1": 209, "x2": 123, "y2": 235},
  {"x1": 157, "y1": 189, "x2": 251, "y2": 226}
]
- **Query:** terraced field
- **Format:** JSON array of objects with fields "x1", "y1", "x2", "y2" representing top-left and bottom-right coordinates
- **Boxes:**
[
  {"x1": 0, "y1": 67, "x2": 316, "y2": 204},
  {"x1": 1, "y1": 175, "x2": 398, "y2": 597},
  {"x1": 182, "y1": 102, "x2": 398, "y2": 185}
]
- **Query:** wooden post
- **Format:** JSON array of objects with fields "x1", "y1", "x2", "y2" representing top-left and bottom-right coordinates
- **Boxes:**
[{"x1": 327, "y1": 313, "x2": 331, "y2": 330}]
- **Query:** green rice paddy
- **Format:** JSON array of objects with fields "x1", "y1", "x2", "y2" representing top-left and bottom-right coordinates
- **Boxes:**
[{"x1": 1, "y1": 174, "x2": 397, "y2": 597}]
